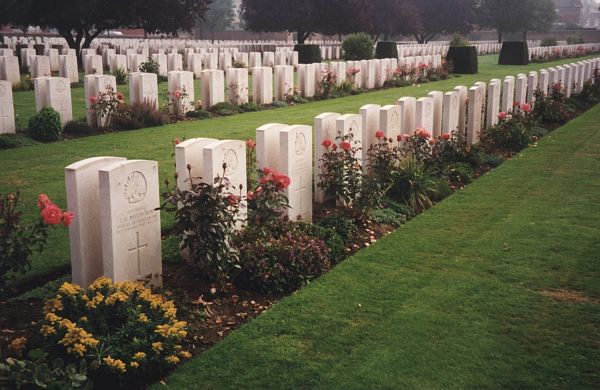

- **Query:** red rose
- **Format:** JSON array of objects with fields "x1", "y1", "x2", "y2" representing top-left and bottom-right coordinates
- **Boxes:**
[
  {"x1": 174, "y1": 137, "x2": 180, "y2": 145},
  {"x1": 116, "y1": 92, "x2": 124, "y2": 101},
  {"x1": 262, "y1": 167, "x2": 272, "y2": 175},
  {"x1": 374, "y1": 131, "x2": 385, "y2": 139},
  {"x1": 226, "y1": 193, "x2": 240, "y2": 206},
  {"x1": 340, "y1": 141, "x2": 352, "y2": 151},
  {"x1": 396, "y1": 134, "x2": 403, "y2": 142},
  {"x1": 331, "y1": 143, "x2": 338, "y2": 151},
  {"x1": 247, "y1": 191, "x2": 255, "y2": 201},
  {"x1": 41, "y1": 203, "x2": 63, "y2": 225},
  {"x1": 520, "y1": 103, "x2": 531, "y2": 113},
  {"x1": 429, "y1": 138, "x2": 437, "y2": 145},
  {"x1": 321, "y1": 139, "x2": 332, "y2": 149},
  {"x1": 62, "y1": 211, "x2": 74, "y2": 227},
  {"x1": 415, "y1": 128, "x2": 431, "y2": 139},
  {"x1": 441, "y1": 133, "x2": 451, "y2": 141},
  {"x1": 246, "y1": 139, "x2": 256, "y2": 149},
  {"x1": 513, "y1": 101, "x2": 520, "y2": 107},
  {"x1": 37, "y1": 194, "x2": 50, "y2": 209},
  {"x1": 275, "y1": 173, "x2": 291, "y2": 190},
  {"x1": 498, "y1": 112, "x2": 507, "y2": 120},
  {"x1": 174, "y1": 89, "x2": 182, "y2": 100},
  {"x1": 89, "y1": 96, "x2": 98, "y2": 105}
]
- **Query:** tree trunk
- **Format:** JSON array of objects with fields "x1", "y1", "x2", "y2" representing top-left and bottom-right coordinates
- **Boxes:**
[
  {"x1": 498, "y1": 30, "x2": 503, "y2": 43},
  {"x1": 522, "y1": 30, "x2": 527, "y2": 42}
]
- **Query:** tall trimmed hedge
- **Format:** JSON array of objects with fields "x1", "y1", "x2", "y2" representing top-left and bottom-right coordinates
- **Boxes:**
[
  {"x1": 375, "y1": 42, "x2": 398, "y2": 59},
  {"x1": 446, "y1": 46, "x2": 478, "y2": 74},
  {"x1": 499, "y1": 41, "x2": 529, "y2": 65},
  {"x1": 293, "y1": 44, "x2": 322, "y2": 64}
]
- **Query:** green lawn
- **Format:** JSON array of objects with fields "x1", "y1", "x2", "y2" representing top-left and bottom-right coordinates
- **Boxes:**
[
  {"x1": 155, "y1": 104, "x2": 600, "y2": 389},
  {"x1": 1, "y1": 54, "x2": 599, "y2": 286}
]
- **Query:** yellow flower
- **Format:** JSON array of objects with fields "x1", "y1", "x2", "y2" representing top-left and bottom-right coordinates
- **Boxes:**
[
  {"x1": 90, "y1": 277, "x2": 113, "y2": 291},
  {"x1": 130, "y1": 361, "x2": 140, "y2": 369},
  {"x1": 79, "y1": 316, "x2": 88, "y2": 322},
  {"x1": 179, "y1": 351, "x2": 192, "y2": 359},
  {"x1": 70, "y1": 343, "x2": 86, "y2": 356},
  {"x1": 103, "y1": 356, "x2": 127, "y2": 373},
  {"x1": 40, "y1": 325, "x2": 56, "y2": 336},
  {"x1": 152, "y1": 342, "x2": 163, "y2": 352},
  {"x1": 133, "y1": 352, "x2": 146, "y2": 360},
  {"x1": 58, "y1": 324, "x2": 99, "y2": 357},
  {"x1": 58, "y1": 282, "x2": 83, "y2": 297},
  {"x1": 9, "y1": 337, "x2": 27, "y2": 356},
  {"x1": 45, "y1": 312, "x2": 62, "y2": 323},
  {"x1": 43, "y1": 298, "x2": 63, "y2": 314},
  {"x1": 86, "y1": 293, "x2": 104, "y2": 309},
  {"x1": 165, "y1": 355, "x2": 180, "y2": 365},
  {"x1": 138, "y1": 313, "x2": 149, "y2": 323},
  {"x1": 105, "y1": 291, "x2": 128, "y2": 305}
]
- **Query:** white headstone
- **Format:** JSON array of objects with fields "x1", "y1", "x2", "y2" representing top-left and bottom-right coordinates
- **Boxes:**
[
  {"x1": 167, "y1": 71, "x2": 195, "y2": 114},
  {"x1": 256, "y1": 123, "x2": 287, "y2": 170},
  {"x1": 46, "y1": 77, "x2": 73, "y2": 125},
  {"x1": 226, "y1": 68, "x2": 249, "y2": 105},
  {"x1": 280, "y1": 125, "x2": 313, "y2": 222},
  {"x1": 0, "y1": 56, "x2": 20, "y2": 87},
  {"x1": 66, "y1": 157, "x2": 127, "y2": 287},
  {"x1": 274, "y1": 65, "x2": 294, "y2": 101},
  {"x1": 453, "y1": 86, "x2": 468, "y2": 133},
  {"x1": 201, "y1": 70, "x2": 225, "y2": 109},
  {"x1": 138, "y1": 72, "x2": 159, "y2": 109},
  {"x1": 175, "y1": 138, "x2": 218, "y2": 191},
  {"x1": 298, "y1": 64, "x2": 315, "y2": 98},
  {"x1": 380, "y1": 105, "x2": 402, "y2": 141},
  {"x1": 487, "y1": 79, "x2": 502, "y2": 127},
  {"x1": 0, "y1": 81, "x2": 16, "y2": 134},
  {"x1": 360, "y1": 104, "x2": 381, "y2": 169},
  {"x1": 314, "y1": 113, "x2": 341, "y2": 204},
  {"x1": 515, "y1": 74, "x2": 528, "y2": 105},
  {"x1": 527, "y1": 72, "x2": 539, "y2": 104},
  {"x1": 397, "y1": 97, "x2": 416, "y2": 135},
  {"x1": 467, "y1": 86, "x2": 483, "y2": 146},
  {"x1": 427, "y1": 91, "x2": 443, "y2": 137},
  {"x1": 336, "y1": 114, "x2": 363, "y2": 162},
  {"x1": 252, "y1": 67, "x2": 273, "y2": 105},
  {"x1": 415, "y1": 97, "x2": 434, "y2": 133},
  {"x1": 59, "y1": 55, "x2": 79, "y2": 84},
  {"x1": 442, "y1": 91, "x2": 459, "y2": 134},
  {"x1": 99, "y1": 160, "x2": 162, "y2": 286},
  {"x1": 502, "y1": 76, "x2": 515, "y2": 113}
]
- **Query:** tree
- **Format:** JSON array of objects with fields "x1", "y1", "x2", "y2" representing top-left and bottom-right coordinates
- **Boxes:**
[
  {"x1": 196, "y1": 0, "x2": 235, "y2": 42},
  {"x1": 407, "y1": 0, "x2": 476, "y2": 43},
  {"x1": 240, "y1": 0, "x2": 319, "y2": 44},
  {"x1": 363, "y1": 0, "x2": 420, "y2": 41},
  {"x1": 476, "y1": 0, "x2": 555, "y2": 42},
  {"x1": 2, "y1": 0, "x2": 212, "y2": 63}
]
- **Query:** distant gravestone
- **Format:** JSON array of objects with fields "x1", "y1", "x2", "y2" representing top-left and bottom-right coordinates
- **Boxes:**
[
  {"x1": 167, "y1": 53, "x2": 183, "y2": 72},
  {"x1": 501, "y1": 76, "x2": 515, "y2": 113},
  {"x1": 298, "y1": 64, "x2": 315, "y2": 98},
  {"x1": 280, "y1": 125, "x2": 313, "y2": 222},
  {"x1": 442, "y1": 91, "x2": 459, "y2": 134},
  {"x1": 0, "y1": 56, "x2": 20, "y2": 86},
  {"x1": 538, "y1": 70, "x2": 550, "y2": 96},
  {"x1": 487, "y1": 79, "x2": 502, "y2": 126},
  {"x1": 66, "y1": 156, "x2": 127, "y2": 287},
  {"x1": 45, "y1": 77, "x2": 73, "y2": 125},
  {"x1": 252, "y1": 67, "x2": 273, "y2": 105},
  {"x1": 59, "y1": 55, "x2": 79, "y2": 83},
  {"x1": 256, "y1": 123, "x2": 287, "y2": 169},
  {"x1": 515, "y1": 74, "x2": 528, "y2": 105},
  {"x1": 168, "y1": 71, "x2": 195, "y2": 114},
  {"x1": 274, "y1": 65, "x2": 294, "y2": 101},
  {"x1": 202, "y1": 70, "x2": 225, "y2": 109},
  {"x1": 453, "y1": 86, "x2": 468, "y2": 133},
  {"x1": 380, "y1": 105, "x2": 402, "y2": 141},
  {"x1": 427, "y1": 91, "x2": 443, "y2": 137},
  {"x1": 360, "y1": 104, "x2": 381, "y2": 169},
  {"x1": 137, "y1": 72, "x2": 159, "y2": 109},
  {"x1": 188, "y1": 53, "x2": 202, "y2": 79},
  {"x1": 175, "y1": 138, "x2": 218, "y2": 191},
  {"x1": 415, "y1": 97, "x2": 434, "y2": 133},
  {"x1": 467, "y1": 86, "x2": 483, "y2": 146},
  {"x1": 84, "y1": 74, "x2": 117, "y2": 127},
  {"x1": 99, "y1": 160, "x2": 162, "y2": 286},
  {"x1": 34, "y1": 76, "x2": 51, "y2": 112},
  {"x1": 219, "y1": 53, "x2": 232, "y2": 71},
  {"x1": 397, "y1": 97, "x2": 416, "y2": 135},
  {"x1": 314, "y1": 113, "x2": 341, "y2": 204},
  {"x1": 84, "y1": 55, "x2": 103, "y2": 75},
  {"x1": 32, "y1": 56, "x2": 51, "y2": 78},
  {"x1": 0, "y1": 81, "x2": 16, "y2": 134},
  {"x1": 202, "y1": 140, "x2": 247, "y2": 224},
  {"x1": 262, "y1": 52, "x2": 275, "y2": 67},
  {"x1": 226, "y1": 68, "x2": 249, "y2": 105}
]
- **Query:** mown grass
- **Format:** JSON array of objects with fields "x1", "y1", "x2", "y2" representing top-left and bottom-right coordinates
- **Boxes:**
[
  {"x1": 154, "y1": 104, "x2": 600, "y2": 389},
  {"x1": 1, "y1": 54, "x2": 598, "y2": 286}
]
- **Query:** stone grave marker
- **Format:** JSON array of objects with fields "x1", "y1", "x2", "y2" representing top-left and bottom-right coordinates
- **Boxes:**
[
  {"x1": 427, "y1": 91, "x2": 443, "y2": 137},
  {"x1": 274, "y1": 65, "x2": 294, "y2": 101},
  {"x1": 442, "y1": 91, "x2": 459, "y2": 134},
  {"x1": 467, "y1": 86, "x2": 483, "y2": 146},
  {"x1": 397, "y1": 97, "x2": 416, "y2": 135},
  {"x1": 175, "y1": 138, "x2": 218, "y2": 191},
  {"x1": 280, "y1": 125, "x2": 313, "y2": 222},
  {"x1": 453, "y1": 86, "x2": 468, "y2": 133},
  {"x1": 252, "y1": 67, "x2": 273, "y2": 105},
  {"x1": 226, "y1": 68, "x2": 249, "y2": 105},
  {"x1": 202, "y1": 70, "x2": 225, "y2": 109},
  {"x1": 0, "y1": 81, "x2": 16, "y2": 134},
  {"x1": 360, "y1": 104, "x2": 381, "y2": 169},
  {"x1": 336, "y1": 114, "x2": 363, "y2": 162},
  {"x1": 415, "y1": 97, "x2": 434, "y2": 133},
  {"x1": 256, "y1": 123, "x2": 287, "y2": 169},
  {"x1": 46, "y1": 77, "x2": 73, "y2": 125},
  {"x1": 502, "y1": 76, "x2": 515, "y2": 113},
  {"x1": 380, "y1": 105, "x2": 402, "y2": 141},
  {"x1": 314, "y1": 113, "x2": 341, "y2": 203}
]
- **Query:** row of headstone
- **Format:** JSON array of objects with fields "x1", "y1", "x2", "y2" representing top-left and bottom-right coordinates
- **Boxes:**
[
  {"x1": 62, "y1": 56, "x2": 600, "y2": 288},
  {"x1": 529, "y1": 43, "x2": 600, "y2": 61}
]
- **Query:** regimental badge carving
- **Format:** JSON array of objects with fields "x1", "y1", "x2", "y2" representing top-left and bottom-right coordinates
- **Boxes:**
[
  {"x1": 123, "y1": 171, "x2": 147, "y2": 204},
  {"x1": 224, "y1": 149, "x2": 238, "y2": 176},
  {"x1": 295, "y1": 131, "x2": 307, "y2": 156}
]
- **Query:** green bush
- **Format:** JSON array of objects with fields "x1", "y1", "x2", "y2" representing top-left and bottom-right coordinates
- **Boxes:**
[
  {"x1": 63, "y1": 119, "x2": 92, "y2": 136},
  {"x1": 209, "y1": 102, "x2": 241, "y2": 116},
  {"x1": 446, "y1": 46, "x2": 478, "y2": 74},
  {"x1": 112, "y1": 67, "x2": 128, "y2": 85},
  {"x1": 185, "y1": 110, "x2": 212, "y2": 120},
  {"x1": 240, "y1": 102, "x2": 261, "y2": 112},
  {"x1": 449, "y1": 34, "x2": 470, "y2": 47},
  {"x1": 368, "y1": 208, "x2": 406, "y2": 227},
  {"x1": 293, "y1": 44, "x2": 322, "y2": 64},
  {"x1": 375, "y1": 41, "x2": 398, "y2": 59},
  {"x1": 444, "y1": 162, "x2": 475, "y2": 185},
  {"x1": 28, "y1": 107, "x2": 62, "y2": 142},
  {"x1": 270, "y1": 101, "x2": 288, "y2": 108},
  {"x1": 540, "y1": 37, "x2": 558, "y2": 47},
  {"x1": 112, "y1": 101, "x2": 168, "y2": 131},
  {"x1": 138, "y1": 58, "x2": 160, "y2": 75},
  {"x1": 0, "y1": 134, "x2": 38, "y2": 150},
  {"x1": 566, "y1": 35, "x2": 584, "y2": 45},
  {"x1": 342, "y1": 33, "x2": 374, "y2": 61},
  {"x1": 297, "y1": 223, "x2": 346, "y2": 265},
  {"x1": 389, "y1": 157, "x2": 438, "y2": 212},
  {"x1": 317, "y1": 214, "x2": 358, "y2": 245}
]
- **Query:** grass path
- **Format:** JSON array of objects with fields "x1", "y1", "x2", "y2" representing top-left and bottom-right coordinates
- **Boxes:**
[
  {"x1": 1, "y1": 54, "x2": 599, "y2": 285},
  {"x1": 155, "y1": 104, "x2": 600, "y2": 389}
]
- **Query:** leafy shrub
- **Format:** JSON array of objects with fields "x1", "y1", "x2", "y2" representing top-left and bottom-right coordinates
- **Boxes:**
[
  {"x1": 209, "y1": 102, "x2": 241, "y2": 116},
  {"x1": 247, "y1": 167, "x2": 291, "y2": 231},
  {"x1": 297, "y1": 223, "x2": 346, "y2": 265},
  {"x1": 0, "y1": 134, "x2": 38, "y2": 150},
  {"x1": 236, "y1": 225, "x2": 331, "y2": 294},
  {"x1": 383, "y1": 198, "x2": 416, "y2": 220},
  {"x1": 240, "y1": 102, "x2": 260, "y2": 112},
  {"x1": 271, "y1": 101, "x2": 287, "y2": 108},
  {"x1": 446, "y1": 46, "x2": 478, "y2": 74},
  {"x1": 28, "y1": 107, "x2": 62, "y2": 142},
  {"x1": 0, "y1": 349, "x2": 90, "y2": 389},
  {"x1": 532, "y1": 83, "x2": 575, "y2": 125},
  {"x1": 112, "y1": 67, "x2": 128, "y2": 85},
  {"x1": 430, "y1": 177, "x2": 453, "y2": 202},
  {"x1": 481, "y1": 103, "x2": 536, "y2": 154},
  {"x1": 293, "y1": 44, "x2": 322, "y2": 64},
  {"x1": 375, "y1": 41, "x2": 398, "y2": 59},
  {"x1": 430, "y1": 130, "x2": 469, "y2": 168},
  {"x1": 318, "y1": 66, "x2": 337, "y2": 98},
  {"x1": 89, "y1": 85, "x2": 124, "y2": 129},
  {"x1": 449, "y1": 34, "x2": 470, "y2": 47},
  {"x1": 112, "y1": 101, "x2": 168, "y2": 131},
  {"x1": 566, "y1": 35, "x2": 584, "y2": 45},
  {"x1": 138, "y1": 58, "x2": 160, "y2": 75},
  {"x1": 1, "y1": 193, "x2": 72, "y2": 296},
  {"x1": 499, "y1": 41, "x2": 529, "y2": 65},
  {"x1": 389, "y1": 157, "x2": 437, "y2": 212},
  {"x1": 38, "y1": 278, "x2": 191, "y2": 387},
  {"x1": 540, "y1": 37, "x2": 558, "y2": 47},
  {"x1": 342, "y1": 33, "x2": 374, "y2": 61},
  {"x1": 368, "y1": 208, "x2": 406, "y2": 228},
  {"x1": 162, "y1": 168, "x2": 242, "y2": 286},
  {"x1": 317, "y1": 214, "x2": 358, "y2": 245},
  {"x1": 63, "y1": 119, "x2": 92, "y2": 136},
  {"x1": 185, "y1": 110, "x2": 212, "y2": 119},
  {"x1": 444, "y1": 162, "x2": 475, "y2": 185}
]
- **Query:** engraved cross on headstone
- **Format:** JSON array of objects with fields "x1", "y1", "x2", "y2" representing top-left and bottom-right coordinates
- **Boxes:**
[{"x1": 129, "y1": 231, "x2": 148, "y2": 275}]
